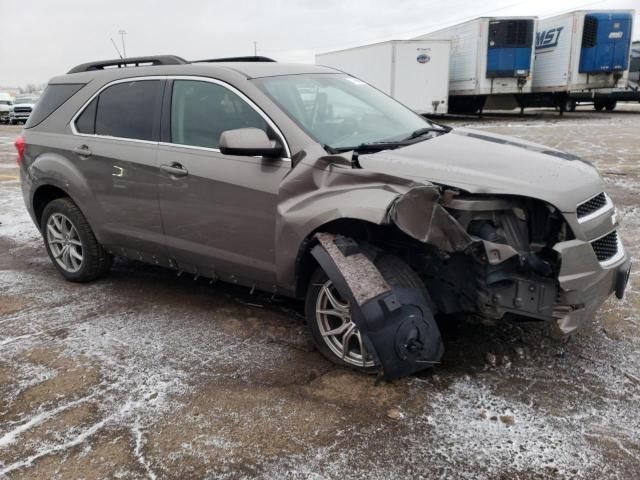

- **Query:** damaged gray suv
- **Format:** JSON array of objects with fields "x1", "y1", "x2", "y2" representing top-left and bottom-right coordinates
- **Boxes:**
[{"x1": 17, "y1": 55, "x2": 631, "y2": 380}]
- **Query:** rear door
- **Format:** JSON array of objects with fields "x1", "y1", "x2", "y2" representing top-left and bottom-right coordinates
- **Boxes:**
[
  {"x1": 71, "y1": 78, "x2": 166, "y2": 257},
  {"x1": 156, "y1": 78, "x2": 290, "y2": 287}
]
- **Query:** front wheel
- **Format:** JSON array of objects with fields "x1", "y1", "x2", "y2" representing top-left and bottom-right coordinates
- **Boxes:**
[
  {"x1": 41, "y1": 198, "x2": 113, "y2": 282},
  {"x1": 305, "y1": 251, "x2": 431, "y2": 372}
]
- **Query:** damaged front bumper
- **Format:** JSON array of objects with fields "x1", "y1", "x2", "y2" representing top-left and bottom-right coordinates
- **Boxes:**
[
  {"x1": 384, "y1": 185, "x2": 631, "y2": 335},
  {"x1": 552, "y1": 238, "x2": 631, "y2": 334}
]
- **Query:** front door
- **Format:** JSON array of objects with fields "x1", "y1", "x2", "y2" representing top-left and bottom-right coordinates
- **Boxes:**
[{"x1": 157, "y1": 78, "x2": 290, "y2": 288}]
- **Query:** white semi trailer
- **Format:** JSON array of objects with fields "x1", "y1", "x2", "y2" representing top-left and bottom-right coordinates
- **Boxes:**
[
  {"x1": 316, "y1": 40, "x2": 450, "y2": 114},
  {"x1": 523, "y1": 10, "x2": 634, "y2": 113},
  {"x1": 414, "y1": 17, "x2": 537, "y2": 113}
]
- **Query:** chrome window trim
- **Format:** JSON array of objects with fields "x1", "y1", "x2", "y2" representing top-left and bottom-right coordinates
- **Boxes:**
[
  {"x1": 69, "y1": 75, "x2": 292, "y2": 159},
  {"x1": 156, "y1": 141, "x2": 291, "y2": 164},
  {"x1": 577, "y1": 192, "x2": 614, "y2": 224},
  {"x1": 69, "y1": 76, "x2": 165, "y2": 145}
]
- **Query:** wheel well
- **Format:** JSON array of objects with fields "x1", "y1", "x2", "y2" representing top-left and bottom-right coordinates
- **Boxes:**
[
  {"x1": 294, "y1": 218, "x2": 383, "y2": 298},
  {"x1": 33, "y1": 185, "x2": 69, "y2": 227}
]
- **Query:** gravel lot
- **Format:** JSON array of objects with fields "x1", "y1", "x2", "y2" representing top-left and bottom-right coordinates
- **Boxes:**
[{"x1": 1, "y1": 106, "x2": 639, "y2": 479}]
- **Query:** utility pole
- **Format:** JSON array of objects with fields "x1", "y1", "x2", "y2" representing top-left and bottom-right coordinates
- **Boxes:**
[
  {"x1": 118, "y1": 30, "x2": 127, "y2": 59},
  {"x1": 253, "y1": 41, "x2": 257, "y2": 56}
]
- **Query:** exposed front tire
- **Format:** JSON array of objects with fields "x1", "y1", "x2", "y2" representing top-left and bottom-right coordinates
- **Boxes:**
[
  {"x1": 305, "y1": 251, "x2": 431, "y2": 372},
  {"x1": 41, "y1": 198, "x2": 113, "y2": 282}
]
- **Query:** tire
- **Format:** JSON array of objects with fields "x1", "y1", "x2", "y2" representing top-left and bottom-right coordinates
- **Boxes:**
[
  {"x1": 305, "y1": 250, "x2": 431, "y2": 372},
  {"x1": 605, "y1": 100, "x2": 617, "y2": 111},
  {"x1": 561, "y1": 98, "x2": 576, "y2": 112},
  {"x1": 594, "y1": 101, "x2": 605, "y2": 111},
  {"x1": 41, "y1": 198, "x2": 113, "y2": 282}
]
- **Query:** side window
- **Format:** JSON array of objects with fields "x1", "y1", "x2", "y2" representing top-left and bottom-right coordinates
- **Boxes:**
[
  {"x1": 170, "y1": 80, "x2": 268, "y2": 149},
  {"x1": 25, "y1": 83, "x2": 84, "y2": 128},
  {"x1": 75, "y1": 97, "x2": 97, "y2": 134},
  {"x1": 75, "y1": 80, "x2": 162, "y2": 140}
]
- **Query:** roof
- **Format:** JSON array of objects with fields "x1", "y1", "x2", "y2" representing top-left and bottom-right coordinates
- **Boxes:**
[
  {"x1": 207, "y1": 62, "x2": 337, "y2": 78},
  {"x1": 52, "y1": 59, "x2": 338, "y2": 85}
]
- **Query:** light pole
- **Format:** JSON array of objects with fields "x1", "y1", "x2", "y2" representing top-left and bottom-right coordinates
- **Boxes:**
[
  {"x1": 253, "y1": 41, "x2": 257, "y2": 56},
  {"x1": 118, "y1": 30, "x2": 127, "y2": 59}
]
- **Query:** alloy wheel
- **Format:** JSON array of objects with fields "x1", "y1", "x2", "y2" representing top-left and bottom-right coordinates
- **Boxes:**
[
  {"x1": 46, "y1": 213, "x2": 84, "y2": 273},
  {"x1": 315, "y1": 279, "x2": 374, "y2": 368}
]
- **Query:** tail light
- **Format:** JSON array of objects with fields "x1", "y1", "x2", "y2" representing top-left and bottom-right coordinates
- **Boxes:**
[{"x1": 14, "y1": 135, "x2": 25, "y2": 165}]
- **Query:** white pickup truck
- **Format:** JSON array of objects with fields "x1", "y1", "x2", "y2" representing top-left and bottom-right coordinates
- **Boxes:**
[
  {"x1": 9, "y1": 95, "x2": 39, "y2": 124},
  {"x1": 0, "y1": 92, "x2": 13, "y2": 124}
]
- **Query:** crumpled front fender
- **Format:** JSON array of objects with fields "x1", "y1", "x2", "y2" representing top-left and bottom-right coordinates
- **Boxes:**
[{"x1": 311, "y1": 233, "x2": 444, "y2": 380}]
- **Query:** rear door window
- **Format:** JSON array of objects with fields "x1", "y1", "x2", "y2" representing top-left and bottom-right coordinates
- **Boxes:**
[
  {"x1": 75, "y1": 80, "x2": 163, "y2": 141},
  {"x1": 25, "y1": 84, "x2": 84, "y2": 128},
  {"x1": 170, "y1": 80, "x2": 268, "y2": 149}
]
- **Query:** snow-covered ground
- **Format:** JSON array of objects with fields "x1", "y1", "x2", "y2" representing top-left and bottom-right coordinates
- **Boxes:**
[{"x1": 1, "y1": 109, "x2": 639, "y2": 479}]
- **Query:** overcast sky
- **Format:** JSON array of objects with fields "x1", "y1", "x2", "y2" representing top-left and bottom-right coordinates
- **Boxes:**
[{"x1": 1, "y1": 0, "x2": 638, "y2": 87}]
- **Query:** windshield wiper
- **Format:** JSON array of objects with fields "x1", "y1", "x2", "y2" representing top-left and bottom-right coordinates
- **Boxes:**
[
  {"x1": 401, "y1": 126, "x2": 450, "y2": 142},
  {"x1": 332, "y1": 142, "x2": 406, "y2": 153},
  {"x1": 329, "y1": 124, "x2": 452, "y2": 154}
]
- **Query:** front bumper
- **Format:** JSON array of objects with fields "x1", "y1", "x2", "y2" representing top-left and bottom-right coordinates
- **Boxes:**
[{"x1": 552, "y1": 238, "x2": 631, "y2": 334}]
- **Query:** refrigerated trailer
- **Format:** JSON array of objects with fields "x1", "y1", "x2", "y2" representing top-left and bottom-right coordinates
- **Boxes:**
[
  {"x1": 413, "y1": 17, "x2": 537, "y2": 113},
  {"x1": 315, "y1": 40, "x2": 451, "y2": 114},
  {"x1": 521, "y1": 10, "x2": 634, "y2": 112},
  {"x1": 570, "y1": 40, "x2": 640, "y2": 111}
]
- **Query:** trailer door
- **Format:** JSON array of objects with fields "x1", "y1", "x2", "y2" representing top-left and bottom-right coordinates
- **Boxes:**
[{"x1": 392, "y1": 42, "x2": 449, "y2": 114}]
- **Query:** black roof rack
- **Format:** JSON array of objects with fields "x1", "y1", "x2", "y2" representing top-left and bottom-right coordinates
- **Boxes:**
[
  {"x1": 192, "y1": 56, "x2": 276, "y2": 63},
  {"x1": 67, "y1": 55, "x2": 188, "y2": 74}
]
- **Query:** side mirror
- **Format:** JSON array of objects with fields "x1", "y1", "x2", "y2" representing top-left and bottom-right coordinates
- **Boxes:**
[{"x1": 219, "y1": 128, "x2": 283, "y2": 158}]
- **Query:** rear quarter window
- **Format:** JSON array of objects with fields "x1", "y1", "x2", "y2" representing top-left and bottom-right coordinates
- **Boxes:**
[{"x1": 25, "y1": 84, "x2": 85, "y2": 128}]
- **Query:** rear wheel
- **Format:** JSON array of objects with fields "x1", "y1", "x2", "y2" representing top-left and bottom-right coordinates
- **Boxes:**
[
  {"x1": 305, "y1": 251, "x2": 430, "y2": 372},
  {"x1": 594, "y1": 100, "x2": 605, "y2": 111},
  {"x1": 561, "y1": 98, "x2": 576, "y2": 112},
  {"x1": 41, "y1": 198, "x2": 113, "y2": 282},
  {"x1": 604, "y1": 100, "x2": 617, "y2": 111}
]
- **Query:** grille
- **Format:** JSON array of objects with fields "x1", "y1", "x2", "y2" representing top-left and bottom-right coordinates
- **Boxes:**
[
  {"x1": 13, "y1": 107, "x2": 32, "y2": 113},
  {"x1": 591, "y1": 230, "x2": 619, "y2": 262},
  {"x1": 577, "y1": 192, "x2": 607, "y2": 218}
]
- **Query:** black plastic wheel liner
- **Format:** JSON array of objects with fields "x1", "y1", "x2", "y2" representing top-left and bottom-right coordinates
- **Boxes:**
[{"x1": 311, "y1": 236, "x2": 444, "y2": 381}]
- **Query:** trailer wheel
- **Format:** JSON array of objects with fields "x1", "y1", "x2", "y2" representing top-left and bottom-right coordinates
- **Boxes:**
[
  {"x1": 561, "y1": 98, "x2": 576, "y2": 112},
  {"x1": 594, "y1": 101, "x2": 605, "y2": 111},
  {"x1": 604, "y1": 100, "x2": 617, "y2": 111}
]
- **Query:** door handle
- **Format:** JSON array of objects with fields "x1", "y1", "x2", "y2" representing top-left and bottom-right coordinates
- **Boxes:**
[
  {"x1": 160, "y1": 163, "x2": 189, "y2": 177},
  {"x1": 72, "y1": 145, "x2": 92, "y2": 158}
]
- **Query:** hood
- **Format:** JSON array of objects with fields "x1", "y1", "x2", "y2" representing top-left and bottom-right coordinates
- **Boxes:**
[{"x1": 357, "y1": 128, "x2": 605, "y2": 212}]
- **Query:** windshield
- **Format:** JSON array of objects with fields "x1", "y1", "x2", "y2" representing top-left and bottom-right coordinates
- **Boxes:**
[
  {"x1": 254, "y1": 74, "x2": 437, "y2": 149},
  {"x1": 0, "y1": 100, "x2": 11, "y2": 105},
  {"x1": 16, "y1": 97, "x2": 37, "y2": 104}
]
